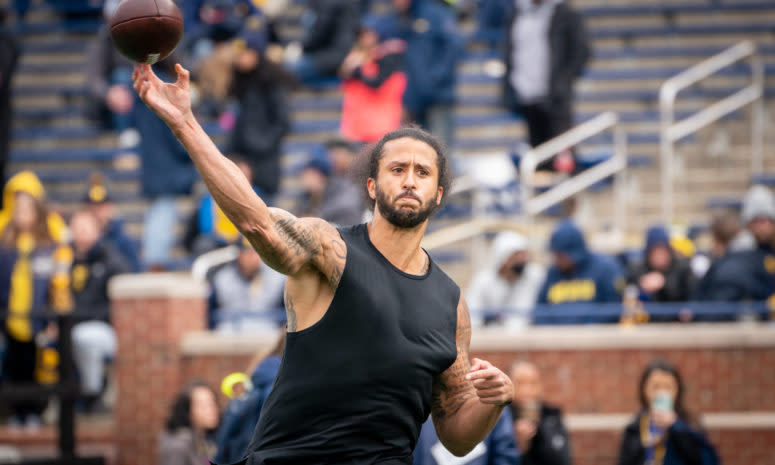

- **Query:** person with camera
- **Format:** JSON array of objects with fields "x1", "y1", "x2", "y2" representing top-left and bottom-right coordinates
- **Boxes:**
[
  {"x1": 509, "y1": 361, "x2": 571, "y2": 465},
  {"x1": 617, "y1": 359, "x2": 718, "y2": 465}
]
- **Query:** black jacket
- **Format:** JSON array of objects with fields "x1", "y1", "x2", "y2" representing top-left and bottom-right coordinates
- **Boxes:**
[
  {"x1": 0, "y1": 27, "x2": 19, "y2": 192},
  {"x1": 503, "y1": 2, "x2": 590, "y2": 109},
  {"x1": 694, "y1": 249, "x2": 775, "y2": 302},
  {"x1": 511, "y1": 403, "x2": 572, "y2": 465},
  {"x1": 302, "y1": 0, "x2": 360, "y2": 76},
  {"x1": 228, "y1": 66, "x2": 292, "y2": 196},
  {"x1": 627, "y1": 255, "x2": 694, "y2": 303},
  {"x1": 72, "y1": 241, "x2": 130, "y2": 323},
  {"x1": 618, "y1": 413, "x2": 706, "y2": 465}
]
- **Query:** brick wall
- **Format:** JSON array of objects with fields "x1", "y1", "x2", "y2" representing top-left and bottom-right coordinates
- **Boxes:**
[
  {"x1": 109, "y1": 274, "x2": 207, "y2": 465},
  {"x1": 109, "y1": 277, "x2": 775, "y2": 465}
]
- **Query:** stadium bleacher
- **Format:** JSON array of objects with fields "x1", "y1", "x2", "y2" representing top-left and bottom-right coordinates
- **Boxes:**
[{"x1": 8, "y1": 0, "x2": 775, "y2": 275}]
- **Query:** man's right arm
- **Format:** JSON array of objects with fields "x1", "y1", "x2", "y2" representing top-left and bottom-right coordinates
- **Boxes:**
[{"x1": 132, "y1": 64, "x2": 344, "y2": 284}]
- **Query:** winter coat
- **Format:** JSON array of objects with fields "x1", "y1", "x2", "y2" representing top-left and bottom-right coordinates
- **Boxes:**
[
  {"x1": 382, "y1": 0, "x2": 463, "y2": 114},
  {"x1": 538, "y1": 221, "x2": 623, "y2": 305},
  {"x1": 502, "y1": 0, "x2": 590, "y2": 110},
  {"x1": 71, "y1": 240, "x2": 130, "y2": 323}
]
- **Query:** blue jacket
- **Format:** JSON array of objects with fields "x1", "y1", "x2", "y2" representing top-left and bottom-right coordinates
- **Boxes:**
[
  {"x1": 134, "y1": 70, "x2": 198, "y2": 198},
  {"x1": 382, "y1": 0, "x2": 463, "y2": 113},
  {"x1": 618, "y1": 413, "x2": 719, "y2": 465},
  {"x1": 413, "y1": 409, "x2": 519, "y2": 465},
  {"x1": 214, "y1": 355, "x2": 282, "y2": 465},
  {"x1": 694, "y1": 248, "x2": 775, "y2": 304},
  {"x1": 539, "y1": 221, "x2": 623, "y2": 306}
]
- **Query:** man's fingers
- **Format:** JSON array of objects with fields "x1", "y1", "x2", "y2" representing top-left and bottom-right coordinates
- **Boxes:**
[
  {"x1": 472, "y1": 378, "x2": 501, "y2": 389},
  {"x1": 466, "y1": 366, "x2": 499, "y2": 381},
  {"x1": 174, "y1": 63, "x2": 190, "y2": 91},
  {"x1": 474, "y1": 388, "x2": 505, "y2": 398}
]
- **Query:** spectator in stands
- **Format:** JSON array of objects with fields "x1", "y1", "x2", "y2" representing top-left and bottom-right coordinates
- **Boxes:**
[
  {"x1": 694, "y1": 189, "x2": 775, "y2": 303},
  {"x1": 227, "y1": 25, "x2": 295, "y2": 198},
  {"x1": 326, "y1": 137, "x2": 358, "y2": 177},
  {"x1": 339, "y1": 15, "x2": 407, "y2": 144},
  {"x1": 297, "y1": 148, "x2": 364, "y2": 226},
  {"x1": 215, "y1": 330, "x2": 285, "y2": 464},
  {"x1": 285, "y1": 0, "x2": 360, "y2": 84},
  {"x1": 68, "y1": 209, "x2": 129, "y2": 413},
  {"x1": 186, "y1": 158, "x2": 253, "y2": 256},
  {"x1": 467, "y1": 231, "x2": 545, "y2": 328},
  {"x1": 509, "y1": 361, "x2": 571, "y2": 465},
  {"x1": 627, "y1": 226, "x2": 694, "y2": 303},
  {"x1": 82, "y1": 174, "x2": 141, "y2": 272},
  {"x1": 538, "y1": 220, "x2": 623, "y2": 306},
  {"x1": 618, "y1": 359, "x2": 718, "y2": 465},
  {"x1": 210, "y1": 237, "x2": 285, "y2": 332},
  {"x1": 413, "y1": 410, "x2": 518, "y2": 465},
  {"x1": 384, "y1": 0, "x2": 463, "y2": 149},
  {"x1": 85, "y1": 0, "x2": 139, "y2": 148},
  {"x1": 0, "y1": 7, "x2": 19, "y2": 200},
  {"x1": 0, "y1": 185, "x2": 69, "y2": 429},
  {"x1": 0, "y1": 171, "x2": 67, "y2": 243},
  {"x1": 159, "y1": 380, "x2": 220, "y2": 465},
  {"x1": 135, "y1": 57, "x2": 199, "y2": 270},
  {"x1": 503, "y1": 0, "x2": 590, "y2": 172}
]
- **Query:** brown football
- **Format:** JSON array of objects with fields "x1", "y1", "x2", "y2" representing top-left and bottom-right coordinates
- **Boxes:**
[{"x1": 108, "y1": 0, "x2": 184, "y2": 65}]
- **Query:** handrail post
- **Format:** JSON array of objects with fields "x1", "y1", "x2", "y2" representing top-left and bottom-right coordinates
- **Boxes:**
[{"x1": 750, "y1": 50, "x2": 765, "y2": 175}]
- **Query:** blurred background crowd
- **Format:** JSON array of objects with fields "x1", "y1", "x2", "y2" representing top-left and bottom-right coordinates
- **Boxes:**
[{"x1": 0, "y1": 0, "x2": 773, "y2": 463}]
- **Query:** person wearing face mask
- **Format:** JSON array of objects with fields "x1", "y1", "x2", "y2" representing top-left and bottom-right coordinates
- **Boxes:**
[
  {"x1": 617, "y1": 359, "x2": 718, "y2": 465},
  {"x1": 467, "y1": 231, "x2": 545, "y2": 328}
]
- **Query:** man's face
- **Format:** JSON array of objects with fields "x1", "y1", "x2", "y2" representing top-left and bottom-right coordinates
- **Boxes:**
[
  {"x1": 553, "y1": 252, "x2": 575, "y2": 273},
  {"x1": 237, "y1": 247, "x2": 262, "y2": 277},
  {"x1": 748, "y1": 217, "x2": 775, "y2": 247},
  {"x1": 498, "y1": 250, "x2": 528, "y2": 282},
  {"x1": 368, "y1": 138, "x2": 442, "y2": 229},
  {"x1": 647, "y1": 245, "x2": 672, "y2": 272},
  {"x1": 510, "y1": 363, "x2": 541, "y2": 408},
  {"x1": 301, "y1": 168, "x2": 327, "y2": 197},
  {"x1": 70, "y1": 212, "x2": 100, "y2": 255}
]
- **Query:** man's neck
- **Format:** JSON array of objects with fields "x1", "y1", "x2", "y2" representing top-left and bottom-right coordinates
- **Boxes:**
[{"x1": 367, "y1": 214, "x2": 428, "y2": 275}]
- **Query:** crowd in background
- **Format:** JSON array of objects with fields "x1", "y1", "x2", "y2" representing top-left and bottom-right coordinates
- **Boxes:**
[
  {"x1": 162, "y1": 343, "x2": 718, "y2": 465},
  {"x1": 0, "y1": 0, "x2": 773, "y2": 439}
]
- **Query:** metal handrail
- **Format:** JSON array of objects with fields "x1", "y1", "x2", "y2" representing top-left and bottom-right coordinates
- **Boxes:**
[
  {"x1": 191, "y1": 245, "x2": 239, "y2": 281},
  {"x1": 659, "y1": 40, "x2": 765, "y2": 223},
  {"x1": 520, "y1": 112, "x2": 628, "y2": 233},
  {"x1": 421, "y1": 218, "x2": 526, "y2": 250}
]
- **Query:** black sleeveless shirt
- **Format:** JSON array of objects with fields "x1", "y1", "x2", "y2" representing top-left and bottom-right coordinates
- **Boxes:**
[{"x1": 244, "y1": 223, "x2": 460, "y2": 465}]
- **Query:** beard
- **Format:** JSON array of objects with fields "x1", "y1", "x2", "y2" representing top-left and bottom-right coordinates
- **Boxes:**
[{"x1": 375, "y1": 185, "x2": 439, "y2": 229}]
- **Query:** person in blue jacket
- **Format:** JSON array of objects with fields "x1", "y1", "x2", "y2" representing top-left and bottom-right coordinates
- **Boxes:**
[
  {"x1": 413, "y1": 409, "x2": 519, "y2": 465},
  {"x1": 538, "y1": 221, "x2": 624, "y2": 318},
  {"x1": 382, "y1": 0, "x2": 463, "y2": 148},
  {"x1": 214, "y1": 331, "x2": 285, "y2": 464}
]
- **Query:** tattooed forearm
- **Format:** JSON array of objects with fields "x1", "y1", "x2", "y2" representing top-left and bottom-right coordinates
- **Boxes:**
[
  {"x1": 432, "y1": 298, "x2": 475, "y2": 420},
  {"x1": 284, "y1": 290, "x2": 297, "y2": 332}
]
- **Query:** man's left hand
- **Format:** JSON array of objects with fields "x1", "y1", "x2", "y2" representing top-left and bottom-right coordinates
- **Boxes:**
[{"x1": 466, "y1": 358, "x2": 513, "y2": 406}]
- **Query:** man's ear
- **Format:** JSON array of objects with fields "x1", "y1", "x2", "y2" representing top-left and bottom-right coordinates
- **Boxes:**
[
  {"x1": 367, "y1": 178, "x2": 377, "y2": 201},
  {"x1": 435, "y1": 186, "x2": 443, "y2": 206}
]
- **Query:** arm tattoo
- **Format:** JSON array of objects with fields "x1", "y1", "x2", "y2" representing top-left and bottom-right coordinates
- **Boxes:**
[
  {"x1": 273, "y1": 217, "x2": 321, "y2": 259},
  {"x1": 284, "y1": 290, "x2": 297, "y2": 332},
  {"x1": 431, "y1": 299, "x2": 475, "y2": 421}
]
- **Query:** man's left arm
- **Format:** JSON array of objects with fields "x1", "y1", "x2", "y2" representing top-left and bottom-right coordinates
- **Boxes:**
[{"x1": 430, "y1": 297, "x2": 514, "y2": 457}]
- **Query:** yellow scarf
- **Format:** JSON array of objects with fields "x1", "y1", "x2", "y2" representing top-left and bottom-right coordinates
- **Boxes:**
[{"x1": 6, "y1": 234, "x2": 35, "y2": 342}]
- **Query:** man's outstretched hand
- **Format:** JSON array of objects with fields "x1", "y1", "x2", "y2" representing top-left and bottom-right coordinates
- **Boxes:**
[
  {"x1": 466, "y1": 358, "x2": 513, "y2": 406},
  {"x1": 132, "y1": 63, "x2": 193, "y2": 129}
]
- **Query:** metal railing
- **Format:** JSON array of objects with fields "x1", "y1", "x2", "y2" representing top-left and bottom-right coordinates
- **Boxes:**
[
  {"x1": 659, "y1": 40, "x2": 765, "y2": 223},
  {"x1": 191, "y1": 245, "x2": 239, "y2": 281},
  {"x1": 520, "y1": 111, "x2": 628, "y2": 233}
]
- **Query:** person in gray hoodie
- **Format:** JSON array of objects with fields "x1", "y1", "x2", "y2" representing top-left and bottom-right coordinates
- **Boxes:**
[{"x1": 467, "y1": 231, "x2": 545, "y2": 328}]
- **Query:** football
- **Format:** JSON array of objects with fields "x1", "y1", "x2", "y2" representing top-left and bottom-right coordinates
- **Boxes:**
[{"x1": 108, "y1": 0, "x2": 184, "y2": 65}]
